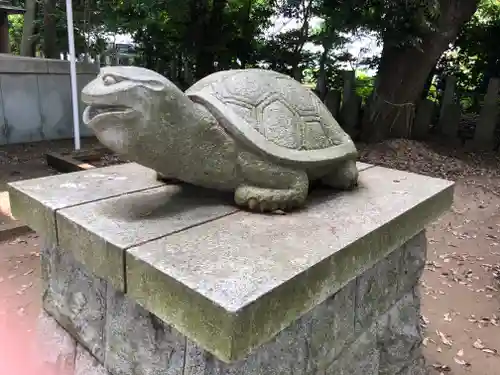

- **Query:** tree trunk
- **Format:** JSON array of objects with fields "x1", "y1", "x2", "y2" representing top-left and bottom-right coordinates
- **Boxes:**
[
  {"x1": 363, "y1": 0, "x2": 480, "y2": 142},
  {"x1": 238, "y1": 0, "x2": 254, "y2": 68},
  {"x1": 20, "y1": 0, "x2": 37, "y2": 56},
  {"x1": 194, "y1": 0, "x2": 228, "y2": 79},
  {"x1": 421, "y1": 66, "x2": 437, "y2": 100},
  {"x1": 42, "y1": 0, "x2": 58, "y2": 58},
  {"x1": 291, "y1": 0, "x2": 313, "y2": 81},
  {"x1": 316, "y1": 43, "x2": 332, "y2": 101},
  {"x1": 0, "y1": 12, "x2": 9, "y2": 53}
]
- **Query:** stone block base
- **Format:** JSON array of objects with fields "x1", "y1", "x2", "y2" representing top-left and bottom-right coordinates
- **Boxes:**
[{"x1": 36, "y1": 232, "x2": 429, "y2": 375}]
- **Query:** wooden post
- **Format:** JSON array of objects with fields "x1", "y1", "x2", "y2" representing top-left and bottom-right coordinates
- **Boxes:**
[
  {"x1": 0, "y1": 11, "x2": 9, "y2": 53},
  {"x1": 340, "y1": 94, "x2": 361, "y2": 138},
  {"x1": 0, "y1": 1, "x2": 25, "y2": 53},
  {"x1": 437, "y1": 76, "x2": 457, "y2": 132},
  {"x1": 439, "y1": 103, "x2": 461, "y2": 140},
  {"x1": 412, "y1": 99, "x2": 435, "y2": 140},
  {"x1": 342, "y1": 70, "x2": 356, "y2": 106},
  {"x1": 469, "y1": 78, "x2": 500, "y2": 150},
  {"x1": 324, "y1": 90, "x2": 341, "y2": 118}
]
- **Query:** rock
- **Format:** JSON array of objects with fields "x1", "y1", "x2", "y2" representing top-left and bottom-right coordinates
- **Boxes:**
[
  {"x1": 42, "y1": 245, "x2": 107, "y2": 362},
  {"x1": 75, "y1": 345, "x2": 109, "y2": 375},
  {"x1": 34, "y1": 310, "x2": 76, "y2": 375},
  {"x1": 81, "y1": 66, "x2": 359, "y2": 212}
]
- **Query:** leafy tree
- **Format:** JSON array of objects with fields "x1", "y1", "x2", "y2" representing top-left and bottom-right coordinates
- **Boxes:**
[
  {"x1": 101, "y1": 0, "x2": 277, "y2": 84},
  {"x1": 8, "y1": 14, "x2": 23, "y2": 54},
  {"x1": 320, "y1": 0, "x2": 480, "y2": 141},
  {"x1": 7, "y1": 0, "x2": 484, "y2": 144},
  {"x1": 437, "y1": 0, "x2": 500, "y2": 96}
]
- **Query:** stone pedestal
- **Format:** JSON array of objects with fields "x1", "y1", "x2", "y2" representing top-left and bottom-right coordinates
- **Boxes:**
[{"x1": 8, "y1": 162, "x2": 454, "y2": 375}]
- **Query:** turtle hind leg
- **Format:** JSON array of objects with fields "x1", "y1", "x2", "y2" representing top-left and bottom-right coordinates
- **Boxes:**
[
  {"x1": 321, "y1": 160, "x2": 359, "y2": 190},
  {"x1": 234, "y1": 152, "x2": 309, "y2": 212},
  {"x1": 235, "y1": 184, "x2": 308, "y2": 212}
]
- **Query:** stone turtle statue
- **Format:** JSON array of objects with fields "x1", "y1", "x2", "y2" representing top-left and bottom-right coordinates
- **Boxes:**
[{"x1": 81, "y1": 66, "x2": 359, "y2": 212}]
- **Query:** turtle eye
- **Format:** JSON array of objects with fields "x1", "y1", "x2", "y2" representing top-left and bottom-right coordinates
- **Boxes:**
[{"x1": 102, "y1": 74, "x2": 119, "y2": 86}]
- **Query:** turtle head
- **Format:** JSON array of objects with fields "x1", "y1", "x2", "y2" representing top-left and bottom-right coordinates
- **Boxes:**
[{"x1": 81, "y1": 66, "x2": 185, "y2": 151}]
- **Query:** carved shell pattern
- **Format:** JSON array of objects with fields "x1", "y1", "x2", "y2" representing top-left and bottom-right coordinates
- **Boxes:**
[{"x1": 186, "y1": 69, "x2": 346, "y2": 151}]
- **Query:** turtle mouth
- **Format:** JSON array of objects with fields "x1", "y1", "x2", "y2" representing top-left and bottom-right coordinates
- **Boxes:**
[{"x1": 83, "y1": 104, "x2": 136, "y2": 126}]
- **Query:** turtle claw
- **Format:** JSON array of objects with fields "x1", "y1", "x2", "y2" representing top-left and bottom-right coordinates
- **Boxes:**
[
  {"x1": 258, "y1": 201, "x2": 280, "y2": 213},
  {"x1": 248, "y1": 198, "x2": 259, "y2": 211},
  {"x1": 245, "y1": 199, "x2": 283, "y2": 213},
  {"x1": 259, "y1": 201, "x2": 268, "y2": 213}
]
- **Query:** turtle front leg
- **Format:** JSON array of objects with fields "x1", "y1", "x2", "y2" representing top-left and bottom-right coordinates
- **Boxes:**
[
  {"x1": 321, "y1": 160, "x2": 359, "y2": 190},
  {"x1": 234, "y1": 152, "x2": 309, "y2": 212}
]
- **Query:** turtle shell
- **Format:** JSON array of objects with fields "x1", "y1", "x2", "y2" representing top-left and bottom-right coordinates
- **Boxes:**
[{"x1": 186, "y1": 69, "x2": 356, "y2": 164}]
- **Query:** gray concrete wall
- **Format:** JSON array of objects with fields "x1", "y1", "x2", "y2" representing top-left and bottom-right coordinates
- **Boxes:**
[{"x1": 0, "y1": 54, "x2": 99, "y2": 145}]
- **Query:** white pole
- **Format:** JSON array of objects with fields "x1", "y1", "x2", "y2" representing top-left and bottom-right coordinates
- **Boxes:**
[{"x1": 65, "y1": 0, "x2": 81, "y2": 150}]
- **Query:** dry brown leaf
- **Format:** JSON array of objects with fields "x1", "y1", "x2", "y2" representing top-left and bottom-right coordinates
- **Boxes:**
[
  {"x1": 482, "y1": 348, "x2": 498, "y2": 355},
  {"x1": 473, "y1": 339, "x2": 485, "y2": 350},
  {"x1": 472, "y1": 339, "x2": 498, "y2": 355},
  {"x1": 421, "y1": 315, "x2": 430, "y2": 327},
  {"x1": 22, "y1": 269, "x2": 34, "y2": 276},
  {"x1": 437, "y1": 330, "x2": 453, "y2": 347},
  {"x1": 453, "y1": 357, "x2": 471, "y2": 367},
  {"x1": 8, "y1": 237, "x2": 27, "y2": 245},
  {"x1": 432, "y1": 363, "x2": 451, "y2": 372},
  {"x1": 457, "y1": 349, "x2": 464, "y2": 357}
]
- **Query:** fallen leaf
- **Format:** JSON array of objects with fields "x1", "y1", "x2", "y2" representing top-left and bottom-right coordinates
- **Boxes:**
[
  {"x1": 432, "y1": 363, "x2": 450, "y2": 372},
  {"x1": 437, "y1": 330, "x2": 453, "y2": 347},
  {"x1": 420, "y1": 315, "x2": 430, "y2": 328},
  {"x1": 454, "y1": 357, "x2": 471, "y2": 367},
  {"x1": 8, "y1": 237, "x2": 27, "y2": 245},
  {"x1": 22, "y1": 269, "x2": 34, "y2": 276},
  {"x1": 482, "y1": 348, "x2": 498, "y2": 355},
  {"x1": 457, "y1": 349, "x2": 464, "y2": 357},
  {"x1": 473, "y1": 339, "x2": 485, "y2": 349}
]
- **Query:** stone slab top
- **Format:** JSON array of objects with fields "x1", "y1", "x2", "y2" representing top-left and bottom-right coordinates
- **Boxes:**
[
  {"x1": 8, "y1": 161, "x2": 454, "y2": 363},
  {"x1": 7, "y1": 163, "x2": 165, "y2": 244}
]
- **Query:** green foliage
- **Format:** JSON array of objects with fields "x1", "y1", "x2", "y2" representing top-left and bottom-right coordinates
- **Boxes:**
[
  {"x1": 8, "y1": 14, "x2": 23, "y2": 54},
  {"x1": 2, "y1": 0, "x2": 480, "y2": 123},
  {"x1": 320, "y1": 0, "x2": 440, "y2": 48},
  {"x1": 94, "y1": 0, "x2": 279, "y2": 80},
  {"x1": 438, "y1": 0, "x2": 500, "y2": 92},
  {"x1": 355, "y1": 72, "x2": 374, "y2": 99}
]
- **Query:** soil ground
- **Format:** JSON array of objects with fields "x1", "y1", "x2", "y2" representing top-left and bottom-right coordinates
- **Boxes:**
[{"x1": 0, "y1": 138, "x2": 499, "y2": 374}]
